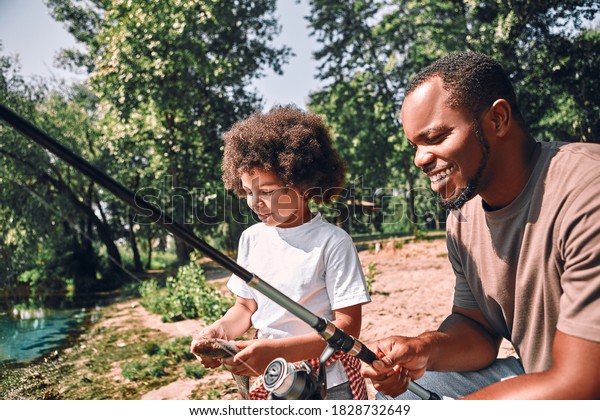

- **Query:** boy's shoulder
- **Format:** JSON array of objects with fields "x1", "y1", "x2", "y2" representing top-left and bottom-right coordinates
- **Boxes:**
[
  {"x1": 310, "y1": 214, "x2": 354, "y2": 244},
  {"x1": 239, "y1": 221, "x2": 268, "y2": 239}
]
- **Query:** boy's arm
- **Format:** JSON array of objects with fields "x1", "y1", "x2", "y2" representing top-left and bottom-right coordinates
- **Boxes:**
[
  {"x1": 225, "y1": 303, "x2": 363, "y2": 376},
  {"x1": 208, "y1": 295, "x2": 256, "y2": 340},
  {"x1": 191, "y1": 296, "x2": 256, "y2": 367}
]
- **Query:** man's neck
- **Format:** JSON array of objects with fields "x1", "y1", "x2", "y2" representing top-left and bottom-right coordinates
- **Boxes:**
[{"x1": 481, "y1": 137, "x2": 539, "y2": 211}]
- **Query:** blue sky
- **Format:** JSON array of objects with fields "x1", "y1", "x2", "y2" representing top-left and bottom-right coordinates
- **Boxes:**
[{"x1": 0, "y1": 0, "x2": 320, "y2": 110}]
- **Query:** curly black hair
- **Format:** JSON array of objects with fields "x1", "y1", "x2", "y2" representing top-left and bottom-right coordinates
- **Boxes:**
[
  {"x1": 405, "y1": 51, "x2": 525, "y2": 125},
  {"x1": 222, "y1": 105, "x2": 347, "y2": 204}
]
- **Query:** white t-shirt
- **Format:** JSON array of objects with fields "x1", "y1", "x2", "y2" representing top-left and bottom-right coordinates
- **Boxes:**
[{"x1": 227, "y1": 212, "x2": 371, "y2": 387}]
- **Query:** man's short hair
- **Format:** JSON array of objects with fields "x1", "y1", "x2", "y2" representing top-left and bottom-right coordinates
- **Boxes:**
[{"x1": 405, "y1": 51, "x2": 525, "y2": 124}]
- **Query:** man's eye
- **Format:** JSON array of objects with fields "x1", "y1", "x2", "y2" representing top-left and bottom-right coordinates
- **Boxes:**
[{"x1": 426, "y1": 134, "x2": 446, "y2": 145}]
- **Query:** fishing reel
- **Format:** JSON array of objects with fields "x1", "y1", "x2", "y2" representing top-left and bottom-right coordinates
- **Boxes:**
[
  {"x1": 263, "y1": 358, "x2": 325, "y2": 399},
  {"x1": 263, "y1": 345, "x2": 336, "y2": 400}
]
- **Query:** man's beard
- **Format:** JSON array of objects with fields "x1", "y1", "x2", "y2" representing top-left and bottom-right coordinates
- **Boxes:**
[{"x1": 438, "y1": 122, "x2": 490, "y2": 211}]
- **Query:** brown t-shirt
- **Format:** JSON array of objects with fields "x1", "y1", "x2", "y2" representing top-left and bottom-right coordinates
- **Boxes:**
[{"x1": 447, "y1": 141, "x2": 600, "y2": 373}]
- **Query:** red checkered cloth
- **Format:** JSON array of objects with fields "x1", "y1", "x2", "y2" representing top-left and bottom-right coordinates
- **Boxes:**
[{"x1": 248, "y1": 351, "x2": 367, "y2": 400}]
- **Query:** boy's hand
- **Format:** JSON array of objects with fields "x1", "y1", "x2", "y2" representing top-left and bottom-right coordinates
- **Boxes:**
[
  {"x1": 190, "y1": 325, "x2": 229, "y2": 369},
  {"x1": 223, "y1": 339, "x2": 277, "y2": 377}
]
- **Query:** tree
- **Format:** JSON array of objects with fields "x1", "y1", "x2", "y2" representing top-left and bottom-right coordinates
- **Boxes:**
[
  {"x1": 0, "y1": 49, "x2": 124, "y2": 294},
  {"x1": 47, "y1": 0, "x2": 291, "y2": 263},
  {"x1": 306, "y1": 0, "x2": 599, "y2": 232}
]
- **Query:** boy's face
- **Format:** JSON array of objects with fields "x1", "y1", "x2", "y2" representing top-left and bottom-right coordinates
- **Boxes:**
[{"x1": 240, "y1": 168, "x2": 308, "y2": 228}]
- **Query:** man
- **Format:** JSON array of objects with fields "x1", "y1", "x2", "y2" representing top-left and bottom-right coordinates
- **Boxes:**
[{"x1": 361, "y1": 51, "x2": 600, "y2": 399}]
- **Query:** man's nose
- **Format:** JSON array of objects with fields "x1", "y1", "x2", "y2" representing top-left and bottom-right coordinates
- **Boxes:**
[{"x1": 414, "y1": 145, "x2": 435, "y2": 170}]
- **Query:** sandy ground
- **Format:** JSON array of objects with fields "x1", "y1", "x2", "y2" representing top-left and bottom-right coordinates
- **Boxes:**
[{"x1": 109, "y1": 237, "x2": 514, "y2": 400}]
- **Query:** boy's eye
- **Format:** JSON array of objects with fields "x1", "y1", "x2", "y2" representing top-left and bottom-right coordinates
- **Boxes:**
[{"x1": 260, "y1": 190, "x2": 276, "y2": 196}]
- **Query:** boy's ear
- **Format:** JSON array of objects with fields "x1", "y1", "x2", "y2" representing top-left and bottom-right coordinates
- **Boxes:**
[{"x1": 489, "y1": 99, "x2": 512, "y2": 137}]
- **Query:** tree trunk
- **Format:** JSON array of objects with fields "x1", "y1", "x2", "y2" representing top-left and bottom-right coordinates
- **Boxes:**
[
  {"x1": 145, "y1": 234, "x2": 153, "y2": 270},
  {"x1": 165, "y1": 111, "x2": 191, "y2": 266},
  {"x1": 403, "y1": 155, "x2": 418, "y2": 226},
  {"x1": 128, "y1": 210, "x2": 143, "y2": 272}
]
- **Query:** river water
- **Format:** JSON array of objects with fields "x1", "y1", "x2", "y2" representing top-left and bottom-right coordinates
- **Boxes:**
[{"x1": 0, "y1": 303, "x2": 103, "y2": 365}]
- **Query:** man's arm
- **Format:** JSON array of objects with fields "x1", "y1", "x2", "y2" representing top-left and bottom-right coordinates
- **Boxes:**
[
  {"x1": 462, "y1": 330, "x2": 600, "y2": 399},
  {"x1": 362, "y1": 306, "x2": 502, "y2": 397},
  {"x1": 428, "y1": 306, "x2": 502, "y2": 371}
]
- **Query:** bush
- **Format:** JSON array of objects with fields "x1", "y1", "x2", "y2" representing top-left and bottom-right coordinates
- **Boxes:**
[
  {"x1": 140, "y1": 260, "x2": 234, "y2": 324},
  {"x1": 158, "y1": 337, "x2": 196, "y2": 362},
  {"x1": 365, "y1": 262, "x2": 377, "y2": 294},
  {"x1": 121, "y1": 358, "x2": 169, "y2": 381},
  {"x1": 185, "y1": 363, "x2": 207, "y2": 379}
]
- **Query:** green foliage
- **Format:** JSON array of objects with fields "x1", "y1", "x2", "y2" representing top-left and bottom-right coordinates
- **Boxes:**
[
  {"x1": 3, "y1": 1, "x2": 599, "y2": 300},
  {"x1": 123, "y1": 336, "x2": 196, "y2": 381},
  {"x1": 121, "y1": 358, "x2": 169, "y2": 381},
  {"x1": 158, "y1": 337, "x2": 197, "y2": 363},
  {"x1": 413, "y1": 226, "x2": 427, "y2": 241},
  {"x1": 143, "y1": 337, "x2": 195, "y2": 360},
  {"x1": 0, "y1": 52, "x2": 124, "y2": 293},
  {"x1": 206, "y1": 389, "x2": 221, "y2": 400},
  {"x1": 48, "y1": 0, "x2": 292, "y2": 264},
  {"x1": 143, "y1": 341, "x2": 162, "y2": 356},
  {"x1": 185, "y1": 363, "x2": 207, "y2": 380},
  {"x1": 307, "y1": 0, "x2": 599, "y2": 234},
  {"x1": 365, "y1": 261, "x2": 377, "y2": 294},
  {"x1": 140, "y1": 260, "x2": 234, "y2": 323}
]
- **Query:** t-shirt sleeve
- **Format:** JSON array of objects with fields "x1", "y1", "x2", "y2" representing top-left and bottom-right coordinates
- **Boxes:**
[
  {"x1": 556, "y1": 183, "x2": 600, "y2": 342},
  {"x1": 447, "y1": 232, "x2": 480, "y2": 310},
  {"x1": 324, "y1": 235, "x2": 371, "y2": 310}
]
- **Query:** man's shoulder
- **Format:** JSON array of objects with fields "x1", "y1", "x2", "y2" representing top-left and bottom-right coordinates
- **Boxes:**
[
  {"x1": 546, "y1": 141, "x2": 600, "y2": 186},
  {"x1": 551, "y1": 141, "x2": 600, "y2": 166}
]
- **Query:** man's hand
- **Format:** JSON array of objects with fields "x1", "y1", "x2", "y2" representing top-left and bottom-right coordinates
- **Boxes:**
[{"x1": 361, "y1": 335, "x2": 430, "y2": 397}]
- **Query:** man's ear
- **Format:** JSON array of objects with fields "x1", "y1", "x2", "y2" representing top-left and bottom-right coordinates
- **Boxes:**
[{"x1": 488, "y1": 99, "x2": 512, "y2": 137}]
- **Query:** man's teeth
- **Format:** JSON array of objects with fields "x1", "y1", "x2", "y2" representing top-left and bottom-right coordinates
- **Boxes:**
[{"x1": 432, "y1": 168, "x2": 452, "y2": 182}]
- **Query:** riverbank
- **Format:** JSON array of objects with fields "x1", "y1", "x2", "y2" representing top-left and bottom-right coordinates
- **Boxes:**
[{"x1": 0, "y1": 236, "x2": 515, "y2": 400}]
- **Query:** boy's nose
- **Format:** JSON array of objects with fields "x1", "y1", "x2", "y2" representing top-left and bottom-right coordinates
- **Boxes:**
[{"x1": 250, "y1": 194, "x2": 262, "y2": 209}]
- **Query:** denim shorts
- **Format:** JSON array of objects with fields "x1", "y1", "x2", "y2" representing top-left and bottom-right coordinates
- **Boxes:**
[
  {"x1": 376, "y1": 356, "x2": 525, "y2": 400},
  {"x1": 326, "y1": 381, "x2": 354, "y2": 399}
]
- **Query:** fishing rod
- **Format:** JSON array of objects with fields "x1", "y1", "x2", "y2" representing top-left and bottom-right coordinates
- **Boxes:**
[{"x1": 0, "y1": 102, "x2": 440, "y2": 400}]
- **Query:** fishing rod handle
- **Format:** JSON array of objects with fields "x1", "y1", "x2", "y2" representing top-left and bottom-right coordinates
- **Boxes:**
[
  {"x1": 317, "y1": 320, "x2": 440, "y2": 400},
  {"x1": 353, "y1": 339, "x2": 441, "y2": 400}
]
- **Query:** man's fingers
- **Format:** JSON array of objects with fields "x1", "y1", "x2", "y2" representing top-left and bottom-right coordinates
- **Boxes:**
[
  {"x1": 373, "y1": 360, "x2": 387, "y2": 370},
  {"x1": 371, "y1": 367, "x2": 410, "y2": 398}
]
